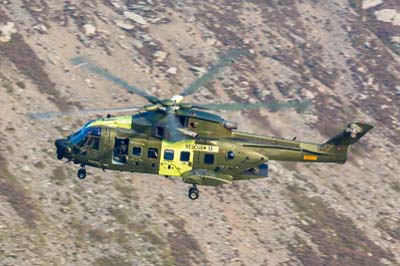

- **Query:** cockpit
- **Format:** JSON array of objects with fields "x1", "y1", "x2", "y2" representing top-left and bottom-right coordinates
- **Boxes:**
[
  {"x1": 67, "y1": 120, "x2": 102, "y2": 147},
  {"x1": 55, "y1": 120, "x2": 103, "y2": 162}
]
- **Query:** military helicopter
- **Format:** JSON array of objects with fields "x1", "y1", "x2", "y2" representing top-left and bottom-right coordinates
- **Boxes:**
[{"x1": 31, "y1": 50, "x2": 373, "y2": 200}]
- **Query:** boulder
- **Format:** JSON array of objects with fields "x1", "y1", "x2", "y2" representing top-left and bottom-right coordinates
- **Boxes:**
[
  {"x1": 0, "y1": 22, "x2": 17, "y2": 42},
  {"x1": 374, "y1": 9, "x2": 400, "y2": 26},
  {"x1": 115, "y1": 20, "x2": 135, "y2": 30},
  {"x1": 123, "y1": 11, "x2": 147, "y2": 25},
  {"x1": 362, "y1": 0, "x2": 383, "y2": 10},
  {"x1": 83, "y1": 24, "x2": 96, "y2": 37},
  {"x1": 189, "y1": 66, "x2": 207, "y2": 74},
  {"x1": 167, "y1": 67, "x2": 178, "y2": 75},
  {"x1": 153, "y1": 50, "x2": 168, "y2": 62}
]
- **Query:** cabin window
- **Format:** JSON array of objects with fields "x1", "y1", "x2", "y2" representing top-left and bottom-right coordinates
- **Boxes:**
[
  {"x1": 113, "y1": 138, "x2": 129, "y2": 164},
  {"x1": 227, "y1": 151, "x2": 235, "y2": 160},
  {"x1": 204, "y1": 153, "x2": 214, "y2": 164},
  {"x1": 164, "y1": 149, "x2": 174, "y2": 161},
  {"x1": 180, "y1": 151, "x2": 190, "y2": 162},
  {"x1": 132, "y1": 147, "x2": 142, "y2": 157},
  {"x1": 148, "y1": 148, "x2": 158, "y2": 159},
  {"x1": 87, "y1": 137, "x2": 100, "y2": 150}
]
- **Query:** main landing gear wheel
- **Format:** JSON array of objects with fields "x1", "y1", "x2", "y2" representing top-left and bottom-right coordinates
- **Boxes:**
[
  {"x1": 77, "y1": 166, "x2": 86, "y2": 180},
  {"x1": 188, "y1": 185, "x2": 199, "y2": 200}
]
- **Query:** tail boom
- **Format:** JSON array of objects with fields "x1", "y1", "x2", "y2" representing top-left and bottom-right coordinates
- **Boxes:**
[{"x1": 262, "y1": 122, "x2": 373, "y2": 164}]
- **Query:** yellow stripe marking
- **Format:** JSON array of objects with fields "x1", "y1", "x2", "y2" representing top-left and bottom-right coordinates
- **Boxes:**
[
  {"x1": 89, "y1": 116, "x2": 132, "y2": 129},
  {"x1": 304, "y1": 155, "x2": 317, "y2": 161}
]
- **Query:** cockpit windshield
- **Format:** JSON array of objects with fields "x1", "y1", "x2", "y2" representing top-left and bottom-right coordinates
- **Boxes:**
[{"x1": 67, "y1": 121, "x2": 101, "y2": 146}]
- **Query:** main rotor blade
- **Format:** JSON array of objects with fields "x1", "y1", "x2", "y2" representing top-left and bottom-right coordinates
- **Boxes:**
[
  {"x1": 70, "y1": 57, "x2": 159, "y2": 104},
  {"x1": 29, "y1": 106, "x2": 142, "y2": 120},
  {"x1": 180, "y1": 49, "x2": 246, "y2": 97},
  {"x1": 193, "y1": 100, "x2": 310, "y2": 112},
  {"x1": 164, "y1": 112, "x2": 183, "y2": 142}
]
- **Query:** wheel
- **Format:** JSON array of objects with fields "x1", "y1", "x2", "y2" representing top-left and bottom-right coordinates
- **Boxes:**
[
  {"x1": 188, "y1": 187, "x2": 199, "y2": 200},
  {"x1": 77, "y1": 169, "x2": 86, "y2": 180}
]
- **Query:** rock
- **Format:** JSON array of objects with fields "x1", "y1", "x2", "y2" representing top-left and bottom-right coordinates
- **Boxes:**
[
  {"x1": 123, "y1": 11, "x2": 147, "y2": 25},
  {"x1": 380, "y1": 258, "x2": 392, "y2": 266},
  {"x1": 0, "y1": 22, "x2": 17, "y2": 43},
  {"x1": 141, "y1": 34, "x2": 152, "y2": 42},
  {"x1": 22, "y1": 165, "x2": 31, "y2": 173},
  {"x1": 153, "y1": 50, "x2": 168, "y2": 62},
  {"x1": 374, "y1": 9, "x2": 400, "y2": 26},
  {"x1": 391, "y1": 36, "x2": 400, "y2": 44},
  {"x1": 302, "y1": 89, "x2": 315, "y2": 100},
  {"x1": 206, "y1": 38, "x2": 217, "y2": 46},
  {"x1": 167, "y1": 67, "x2": 178, "y2": 75},
  {"x1": 380, "y1": 104, "x2": 389, "y2": 110},
  {"x1": 396, "y1": 86, "x2": 400, "y2": 96},
  {"x1": 189, "y1": 66, "x2": 207, "y2": 74},
  {"x1": 115, "y1": 20, "x2": 135, "y2": 30},
  {"x1": 111, "y1": 2, "x2": 122, "y2": 10},
  {"x1": 364, "y1": 42, "x2": 372, "y2": 49},
  {"x1": 61, "y1": 125, "x2": 71, "y2": 131},
  {"x1": 33, "y1": 24, "x2": 48, "y2": 34},
  {"x1": 243, "y1": 38, "x2": 251, "y2": 45},
  {"x1": 362, "y1": 0, "x2": 383, "y2": 10},
  {"x1": 85, "y1": 79, "x2": 94, "y2": 88},
  {"x1": 132, "y1": 39, "x2": 144, "y2": 49},
  {"x1": 30, "y1": 6, "x2": 44, "y2": 12},
  {"x1": 128, "y1": 4, "x2": 152, "y2": 12},
  {"x1": 83, "y1": 24, "x2": 96, "y2": 37}
]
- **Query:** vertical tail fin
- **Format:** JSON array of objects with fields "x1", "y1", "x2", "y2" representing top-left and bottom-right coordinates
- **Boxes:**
[
  {"x1": 319, "y1": 122, "x2": 373, "y2": 163},
  {"x1": 325, "y1": 122, "x2": 373, "y2": 146}
]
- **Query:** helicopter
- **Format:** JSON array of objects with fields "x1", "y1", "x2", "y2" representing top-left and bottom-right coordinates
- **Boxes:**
[{"x1": 31, "y1": 49, "x2": 373, "y2": 200}]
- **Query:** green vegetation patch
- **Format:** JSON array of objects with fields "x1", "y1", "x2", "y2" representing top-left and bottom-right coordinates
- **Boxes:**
[
  {"x1": 1, "y1": 78, "x2": 14, "y2": 94},
  {"x1": 167, "y1": 219, "x2": 209, "y2": 266},
  {"x1": 389, "y1": 181, "x2": 400, "y2": 193},
  {"x1": 0, "y1": 33, "x2": 82, "y2": 112},
  {"x1": 0, "y1": 155, "x2": 38, "y2": 228},
  {"x1": 287, "y1": 185, "x2": 395, "y2": 266},
  {"x1": 376, "y1": 218, "x2": 400, "y2": 240},
  {"x1": 95, "y1": 255, "x2": 127, "y2": 266},
  {"x1": 288, "y1": 235, "x2": 324, "y2": 266},
  {"x1": 51, "y1": 166, "x2": 68, "y2": 185},
  {"x1": 114, "y1": 180, "x2": 137, "y2": 200}
]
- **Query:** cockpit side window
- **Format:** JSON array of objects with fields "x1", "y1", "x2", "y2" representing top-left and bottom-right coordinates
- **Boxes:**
[
  {"x1": 69, "y1": 126, "x2": 101, "y2": 146},
  {"x1": 87, "y1": 137, "x2": 100, "y2": 150},
  {"x1": 86, "y1": 127, "x2": 101, "y2": 150},
  {"x1": 87, "y1": 127, "x2": 102, "y2": 137}
]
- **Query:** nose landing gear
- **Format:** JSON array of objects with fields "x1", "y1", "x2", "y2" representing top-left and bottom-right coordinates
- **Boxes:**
[
  {"x1": 188, "y1": 184, "x2": 199, "y2": 200},
  {"x1": 77, "y1": 164, "x2": 86, "y2": 180}
]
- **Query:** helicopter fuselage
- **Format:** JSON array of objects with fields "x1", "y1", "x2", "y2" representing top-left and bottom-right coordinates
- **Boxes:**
[{"x1": 55, "y1": 110, "x2": 372, "y2": 195}]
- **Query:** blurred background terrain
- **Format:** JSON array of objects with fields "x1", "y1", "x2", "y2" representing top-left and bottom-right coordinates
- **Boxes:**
[{"x1": 0, "y1": 0, "x2": 399, "y2": 265}]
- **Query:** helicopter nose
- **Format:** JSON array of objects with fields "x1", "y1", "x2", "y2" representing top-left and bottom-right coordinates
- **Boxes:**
[{"x1": 55, "y1": 139, "x2": 66, "y2": 160}]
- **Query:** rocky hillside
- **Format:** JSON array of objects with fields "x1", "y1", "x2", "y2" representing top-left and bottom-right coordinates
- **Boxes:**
[{"x1": 0, "y1": 0, "x2": 399, "y2": 265}]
